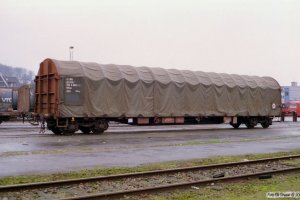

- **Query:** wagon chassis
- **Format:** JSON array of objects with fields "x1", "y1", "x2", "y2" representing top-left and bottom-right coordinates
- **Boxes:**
[{"x1": 41, "y1": 115, "x2": 273, "y2": 134}]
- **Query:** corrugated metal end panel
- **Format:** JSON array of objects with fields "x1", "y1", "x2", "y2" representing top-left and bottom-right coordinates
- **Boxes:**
[
  {"x1": 34, "y1": 59, "x2": 60, "y2": 117},
  {"x1": 17, "y1": 85, "x2": 31, "y2": 113}
]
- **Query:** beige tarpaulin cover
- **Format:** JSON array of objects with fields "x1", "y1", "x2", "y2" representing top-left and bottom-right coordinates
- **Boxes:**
[{"x1": 50, "y1": 59, "x2": 281, "y2": 118}]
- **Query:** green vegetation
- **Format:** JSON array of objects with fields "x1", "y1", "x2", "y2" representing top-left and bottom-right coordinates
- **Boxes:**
[
  {"x1": 154, "y1": 173, "x2": 300, "y2": 200},
  {"x1": 177, "y1": 135, "x2": 300, "y2": 146},
  {"x1": 281, "y1": 158, "x2": 300, "y2": 167},
  {"x1": 0, "y1": 148, "x2": 94, "y2": 157},
  {"x1": 1, "y1": 149, "x2": 300, "y2": 186},
  {"x1": 0, "y1": 63, "x2": 34, "y2": 84}
]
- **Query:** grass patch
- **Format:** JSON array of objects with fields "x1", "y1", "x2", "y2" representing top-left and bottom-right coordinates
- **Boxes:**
[
  {"x1": 154, "y1": 173, "x2": 300, "y2": 200},
  {"x1": 0, "y1": 148, "x2": 94, "y2": 157},
  {"x1": 179, "y1": 135, "x2": 300, "y2": 146},
  {"x1": 1, "y1": 149, "x2": 300, "y2": 186},
  {"x1": 280, "y1": 158, "x2": 300, "y2": 167}
]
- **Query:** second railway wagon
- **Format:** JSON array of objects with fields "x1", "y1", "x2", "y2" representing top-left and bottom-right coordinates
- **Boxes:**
[
  {"x1": 0, "y1": 87, "x2": 18, "y2": 123},
  {"x1": 35, "y1": 58, "x2": 281, "y2": 134}
]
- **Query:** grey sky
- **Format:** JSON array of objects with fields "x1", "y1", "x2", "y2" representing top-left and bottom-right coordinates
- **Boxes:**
[{"x1": 0, "y1": 0, "x2": 299, "y2": 85}]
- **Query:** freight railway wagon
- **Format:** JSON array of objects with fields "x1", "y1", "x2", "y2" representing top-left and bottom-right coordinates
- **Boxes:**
[
  {"x1": 0, "y1": 88, "x2": 18, "y2": 123},
  {"x1": 35, "y1": 58, "x2": 281, "y2": 134},
  {"x1": 0, "y1": 85, "x2": 34, "y2": 124}
]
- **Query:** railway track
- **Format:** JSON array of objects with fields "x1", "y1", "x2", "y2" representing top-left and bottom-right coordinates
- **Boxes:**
[{"x1": 1, "y1": 154, "x2": 300, "y2": 199}]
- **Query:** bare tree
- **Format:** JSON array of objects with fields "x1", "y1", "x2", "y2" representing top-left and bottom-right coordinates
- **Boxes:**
[{"x1": 0, "y1": 63, "x2": 35, "y2": 85}]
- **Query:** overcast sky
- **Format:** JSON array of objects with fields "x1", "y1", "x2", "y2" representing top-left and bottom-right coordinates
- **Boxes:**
[{"x1": 0, "y1": 0, "x2": 299, "y2": 85}]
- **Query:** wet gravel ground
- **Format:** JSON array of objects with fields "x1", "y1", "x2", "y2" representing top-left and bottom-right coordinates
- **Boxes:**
[
  {"x1": 0, "y1": 159, "x2": 298, "y2": 200},
  {"x1": 0, "y1": 119, "x2": 300, "y2": 177},
  {"x1": 0, "y1": 117, "x2": 295, "y2": 138}
]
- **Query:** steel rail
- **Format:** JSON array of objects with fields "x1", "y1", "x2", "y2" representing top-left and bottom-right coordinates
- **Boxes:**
[
  {"x1": 0, "y1": 154, "x2": 299, "y2": 193},
  {"x1": 62, "y1": 166, "x2": 300, "y2": 200}
]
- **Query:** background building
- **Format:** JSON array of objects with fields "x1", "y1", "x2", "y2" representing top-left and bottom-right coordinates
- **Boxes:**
[{"x1": 282, "y1": 82, "x2": 300, "y2": 103}]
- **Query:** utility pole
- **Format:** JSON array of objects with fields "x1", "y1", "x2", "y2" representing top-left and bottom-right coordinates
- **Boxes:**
[{"x1": 69, "y1": 46, "x2": 74, "y2": 61}]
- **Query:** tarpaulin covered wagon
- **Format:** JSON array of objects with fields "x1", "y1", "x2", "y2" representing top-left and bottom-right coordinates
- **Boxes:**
[{"x1": 35, "y1": 58, "x2": 281, "y2": 134}]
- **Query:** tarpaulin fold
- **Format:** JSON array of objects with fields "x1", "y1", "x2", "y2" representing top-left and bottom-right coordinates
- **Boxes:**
[{"x1": 47, "y1": 59, "x2": 281, "y2": 118}]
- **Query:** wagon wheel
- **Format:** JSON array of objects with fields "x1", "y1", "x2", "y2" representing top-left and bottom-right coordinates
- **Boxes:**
[
  {"x1": 79, "y1": 127, "x2": 91, "y2": 134},
  {"x1": 245, "y1": 118, "x2": 258, "y2": 129},
  {"x1": 91, "y1": 120, "x2": 108, "y2": 134},
  {"x1": 91, "y1": 128, "x2": 104, "y2": 134},
  {"x1": 230, "y1": 122, "x2": 241, "y2": 129},
  {"x1": 261, "y1": 122, "x2": 270, "y2": 128},
  {"x1": 102, "y1": 121, "x2": 109, "y2": 131},
  {"x1": 260, "y1": 118, "x2": 271, "y2": 129},
  {"x1": 245, "y1": 122, "x2": 255, "y2": 129},
  {"x1": 49, "y1": 127, "x2": 63, "y2": 135}
]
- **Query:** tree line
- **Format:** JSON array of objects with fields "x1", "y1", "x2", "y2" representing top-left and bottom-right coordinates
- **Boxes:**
[{"x1": 0, "y1": 63, "x2": 35, "y2": 84}]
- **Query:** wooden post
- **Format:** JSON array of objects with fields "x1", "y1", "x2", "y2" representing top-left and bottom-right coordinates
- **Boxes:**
[
  {"x1": 293, "y1": 112, "x2": 297, "y2": 122},
  {"x1": 281, "y1": 113, "x2": 285, "y2": 122}
]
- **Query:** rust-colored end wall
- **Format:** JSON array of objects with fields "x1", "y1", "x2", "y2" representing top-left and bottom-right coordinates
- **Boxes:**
[{"x1": 34, "y1": 59, "x2": 60, "y2": 117}]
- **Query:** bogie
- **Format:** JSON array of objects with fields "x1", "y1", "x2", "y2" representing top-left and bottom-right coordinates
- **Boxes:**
[
  {"x1": 79, "y1": 127, "x2": 91, "y2": 134},
  {"x1": 230, "y1": 122, "x2": 241, "y2": 129},
  {"x1": 46, "y1": 118, "x2": 109, "y2": 135},
  {"x1": 229, "y1": 117, "x2": 272, "y2": 129}
]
